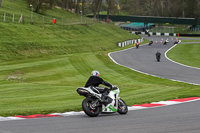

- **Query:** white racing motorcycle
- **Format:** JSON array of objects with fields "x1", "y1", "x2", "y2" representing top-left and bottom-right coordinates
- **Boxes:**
[{"x1": 76, "y1": 86, "x2": 128, "y2": 117}]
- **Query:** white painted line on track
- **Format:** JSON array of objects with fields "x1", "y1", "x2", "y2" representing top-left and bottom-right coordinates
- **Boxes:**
[
  {"x1": 108, "y1": 42, "x2": 200, "y2": 86},
  {"x1": 165, "y1": 43, "x2": 200, "y2": 70},
  {"x1": 51, "y1": 111, "x2": 85, "y2": 116},
  {"x1": 1, "y1": 97, "x2": 200, "y2": 121},
  {"x1": 108, "y1": 43, "x2": 159, "y2": 77},
  {"x1": 128, "y1": 106, "x2": 147, "y2": 111},
  {"x1": 152, "y1": 101, "x2": 180, "y2": 105},
  {"x1": 0, "y1": 117, "x2": 25, "y2": 121}
]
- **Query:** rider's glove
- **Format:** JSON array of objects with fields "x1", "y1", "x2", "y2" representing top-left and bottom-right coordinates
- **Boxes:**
[{"x1": 111, "y1": 85, "x2": 116, "y2": 89}]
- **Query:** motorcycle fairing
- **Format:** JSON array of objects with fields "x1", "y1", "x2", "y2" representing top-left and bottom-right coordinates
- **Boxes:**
[{"x1": 102, "y1": 88, "x2": 120, "y2": 113}]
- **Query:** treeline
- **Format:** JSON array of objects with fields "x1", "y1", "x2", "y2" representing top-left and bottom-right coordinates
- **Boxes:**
[
  {"x1": 23, "y1": 0, "x2": 118, "y2": 20},
  {"x1": 26, "y1": 0, "x2": 84, "y2": 14},
  {"x1": 0, "y1": 0, "x2": 199, "y2": 19},
  {"x1": 119, "y1": 0, "x2": 200, "y2": 18}
]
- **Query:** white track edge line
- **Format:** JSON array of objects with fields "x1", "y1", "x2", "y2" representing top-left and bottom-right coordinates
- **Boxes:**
[
  {"x1": 1, "y1": 98, "x2": 200, "y2": 121},
  {"x1": 108, "y1": 43, "x2": 200, "y2": 86},
  {"x1": 165, "y1": 43, "x2": 200, "y2": 70}
]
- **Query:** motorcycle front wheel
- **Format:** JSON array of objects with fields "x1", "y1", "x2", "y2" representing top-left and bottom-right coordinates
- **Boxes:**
[
  {"x1": 117, "y1": 98, "x2": 128, "y2": 114},
  {"x1": 82, "y1": 98, "x2": 100, "y2": 117}
]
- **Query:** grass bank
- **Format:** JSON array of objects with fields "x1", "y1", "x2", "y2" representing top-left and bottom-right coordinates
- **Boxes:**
[
  {"x1": 1, "y1": 50, "x2": 200, "y2": 117},
  {"x1": 0, "y1": 22, "x2": 138, "y2": 61},
  {"x1": 167, "y1": 42, "x2": 200, "y2": 68}
]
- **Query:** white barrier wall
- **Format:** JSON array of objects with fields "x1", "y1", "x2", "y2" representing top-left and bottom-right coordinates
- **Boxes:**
[
  {"x1": 118, "y1": 38, "x2": 143, "y2": 47},
  {"x1": 156, "y1": 33, "x2": 161, "y2": 36},
  {"x1": 164, "y1": 33, "x2": 169, "y2": 36},
  {"x1": 132, "y1": 31, "x2": 177, "y2": 37}
]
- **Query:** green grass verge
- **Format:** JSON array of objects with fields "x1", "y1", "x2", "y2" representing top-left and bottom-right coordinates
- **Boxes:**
[
  {"x1": 167, "y1": 43, "x2": 200, "y2": 68},
  {"x1": 181, "y1": 40, "x2": 200, "y2": 42},
  {"x1": 1, "y1": 51, "x2": 200, "y2": 117},
  {"x1": 0, "y1": 22, "x2": 138, "y2": 61}
]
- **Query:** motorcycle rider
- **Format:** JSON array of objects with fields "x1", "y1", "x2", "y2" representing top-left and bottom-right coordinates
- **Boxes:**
[
  {"x1": 146, "y1": 29, "x2": 150, "y2": 36},
  {"x1": 136, "y1": 41, "x2": 139, "y2": 48},
  {"x1": 85, "y1": 70, "x2": 114, "y2": 104},
  {"x1": 174, "y1": 39, "x2": 181, "y2": 44},
  {"x1": 148, "y1": 39, "x2": 153, "y2": 46},
  {"x1": 164, "y1": 39, "x2": 169, "y2": 45},
  {"x1": 156, "y1": 51, "x2": 161, "y2": 62}
]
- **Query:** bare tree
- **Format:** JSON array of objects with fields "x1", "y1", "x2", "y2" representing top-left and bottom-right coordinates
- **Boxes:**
[
  {"x1": 35, "y1": 0, "x2": 43, "y2": 13},
  {"x1": 48, "y1": 0, "x2": 54, "y2": 9},
  {"x1": 96, "y1": 0, "x2": 102, "y2": 18},
  {"x1": 182, "y1": 0, "x2": 185, "y2": 17},
  {"x1": 75, "y1": 0, "x2": 80, "y2": 13},
  {"x1": 106, "y1": 0, "x2": 110, "y2": 21},
  {"x1": 82, "y1": 0, "x2": 85, "y2": 15},
  {"x1": 26, "y1": 0, "x2": 44, "y2": 13},
  {"x1": 66, "y1": 0, "x2": 71, "y2": 11},
  {"x1": 0, "y1": 0, "x2": 2, "y2": 8},
  {"x1": 92, "y1": 0, "x2": 102, "y2": 19}
]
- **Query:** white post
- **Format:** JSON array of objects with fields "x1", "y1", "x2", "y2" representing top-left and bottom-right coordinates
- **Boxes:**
[
  {"x1": 80, "y1": 11, "x2": 82, "y2": 23},
  {"x1": 13, "y1": 14, "x2": 15, "y2": 23},
  {"x1": 30, "y1": 4, "x2": 33, "y2": 24},
  {"x1": 18, "y1": 14, "x2": 23, "y2": 23}
]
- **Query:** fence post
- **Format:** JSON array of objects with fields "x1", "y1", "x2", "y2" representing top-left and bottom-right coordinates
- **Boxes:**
[
  {"x1": 18, "y1": 14, "x2": 24, "y2": 23},
  {"x1": 13, "y1": 14, "x2": 15, "y2": 23}
]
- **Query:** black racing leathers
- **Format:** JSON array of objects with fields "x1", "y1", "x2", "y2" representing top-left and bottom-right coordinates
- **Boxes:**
[{"x1": 85, "y1": 76, "x2": 112, "y2": 88}]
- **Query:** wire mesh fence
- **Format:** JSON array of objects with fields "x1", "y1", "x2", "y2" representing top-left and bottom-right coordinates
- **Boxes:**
[
  {"x1": 0, "y1": 11, "x2": 95, "y2": 26},
  {"x1": 150, "y1": 26, "x2": 174, "y2": 33}
]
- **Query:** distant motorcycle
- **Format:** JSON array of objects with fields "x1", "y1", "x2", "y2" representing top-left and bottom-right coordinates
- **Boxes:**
[
  {"x1": 174, "y1": 41, "x2": 178, "y2": 45},
  {"x1": 136, "y1": 43, "x2": 139, "y2": 49},
  {"x1": 148, "y1": 40, "x2": 153, "y2": 46},
  {"x1": 77, "y1": 86, "x2": 128, "y2": 117},
  {"x1": 156, "y1": 51, "x2": 161, "y2": 62},
  {"x1": 163, "y1": 40, "x2": 169, "y2": 45},
  {"x1": 174, "y1": 40, "x2": 181, "y2": 44}
]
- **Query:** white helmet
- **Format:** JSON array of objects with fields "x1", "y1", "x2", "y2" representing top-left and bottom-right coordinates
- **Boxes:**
[{"x1": 91, "y1": 70, "x2": 100, "y2": 77}]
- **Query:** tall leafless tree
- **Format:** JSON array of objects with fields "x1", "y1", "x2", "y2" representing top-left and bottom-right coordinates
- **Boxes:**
[
  {"x1": 48, "y1": 0, "x2": 54, "y2": 9},
  {"x1": 119, "y1": 0, "x2": 200, "y2": 18},
  {"x1": 75, "y1": 0, "x2": 80, "y2": 13},
  {"x1": 0, "y1": 0, "x2": 2, "y2": 8},
  {"x1": 92, "y1": 0, "x2": 102, "y2": 19},
  {"x1": 96, "y1": 0, "x2": 102, "y2": 18},
  {"x1": 82, "y1": 0, "x2": 85, "y2": 15}
]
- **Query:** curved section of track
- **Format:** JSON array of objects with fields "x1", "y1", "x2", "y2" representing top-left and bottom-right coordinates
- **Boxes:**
[
  {"x1": 1, "y1": 100, "x2": 200, "y2": 133},
  {"x1": 109, "y1": 36, "x2": 200, "y2": 85}
]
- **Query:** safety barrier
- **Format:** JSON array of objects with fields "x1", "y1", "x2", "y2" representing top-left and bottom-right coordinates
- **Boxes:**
[
  {"x1": 117, "y1": 38, "x2": 143, "y2": 47},
  {"x1": 132, "y1": 31, "x2": 177, "y2": 37}
]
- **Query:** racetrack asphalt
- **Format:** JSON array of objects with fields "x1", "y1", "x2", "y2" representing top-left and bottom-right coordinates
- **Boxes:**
[
  {"x1": 1, "y1": 99, "x2": 200, "y2": 133},
  {"x1": 109, "y1": 35, "x2": 200, "y2": 85}
]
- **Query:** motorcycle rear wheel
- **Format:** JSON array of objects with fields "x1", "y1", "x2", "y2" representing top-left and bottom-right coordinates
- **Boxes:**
[
  {"x1": 117, "y1": 98, "x2": 128, "y2": 114},
  {"x1": 82, "y1": 98, "x2": 100, "y2": 117}
]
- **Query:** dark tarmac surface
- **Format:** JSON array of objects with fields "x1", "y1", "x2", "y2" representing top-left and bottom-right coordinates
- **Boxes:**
[
  {"x1": 110, "y1": 35, "x2": 200, "y2": 85},
  {"x1": 1, "y1": 100, "x2": 200, "y2": 133}
]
